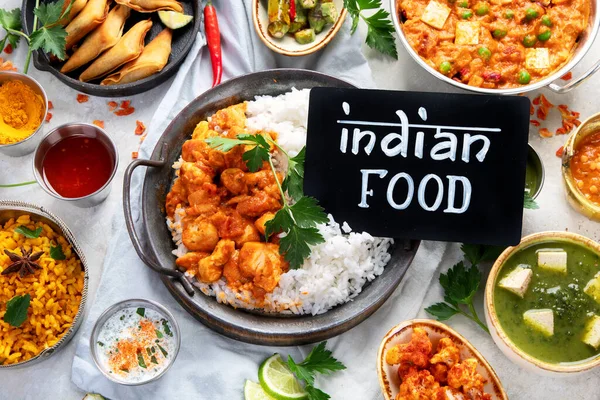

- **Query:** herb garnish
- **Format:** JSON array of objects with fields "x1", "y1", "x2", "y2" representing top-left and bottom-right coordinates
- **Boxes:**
[
  {"x1": 155, "y1": 329, "x2": 164, "y2": 339},
  {"x1": 425, "y1": 244, "x2": 503, "y2": 334},
  {"x1": 157, "y1": 344, "x2": 168, "y2": 357},
  {"x1": 50, "y1": 245, "x2": 66, "y2": 260},
  {"x1": 4, "y1": 294, "x2": 31, "y2": 327},
  {"x1": 161, "y1": 319, "x2": 173, "y2": 337},
  {"x1": 137, "y1": 353, "x2": 147, "y2": 369},
  {"x1": 205, "y1": 134, "x2": 329, "y2": 268},
  {"x1": 287, "y1": 341, "x2": 346, "y2": 400},
  {"x1": 151, "y1": 355, "x2": 158, "y2": 364},
  {"x1": 136, "y1": 307, "x2": 145, "y2": 317},
  {"x1": 97, "y1": 341, "x2": 104, "y2": 347},
  {"x1": 14, "y1": 226, "x2": 42, "y2": 238},
  {"x1": 2, "y1": 247, "x2": 43, "y2": 277},
  {"x1": 0, "y1": 0, "x2": 73, "y2": 74},
  {"x1": 524, "y1": 191, "x2": 539, "y2": 209},
  {"x1": 344, "y1": 0, "x2": 398, "y2": 59}
]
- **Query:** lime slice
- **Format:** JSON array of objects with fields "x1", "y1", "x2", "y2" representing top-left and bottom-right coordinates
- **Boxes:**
[
  {"x1": 258, "y1": 354, "x2": 308, "y2": 400},
  {"x1": 158, "y1": 11, "x2": 193, "y2": 29},
  {"x1": 244, "y1": 380, "x2": 276, "y2": 400}
]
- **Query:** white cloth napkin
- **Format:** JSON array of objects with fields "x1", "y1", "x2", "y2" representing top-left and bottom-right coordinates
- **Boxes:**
[{"x1": 71, "y1": 2, "x2": 451, "y2": 399}]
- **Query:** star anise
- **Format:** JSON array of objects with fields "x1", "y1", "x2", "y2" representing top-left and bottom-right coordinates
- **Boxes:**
[{"x1": 2, "y1": 247, "x2": 44, "y2": 278}]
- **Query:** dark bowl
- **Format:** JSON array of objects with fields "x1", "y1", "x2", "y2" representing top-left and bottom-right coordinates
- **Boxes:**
[
  {"x1": 21, "y1": 0, "x2": 201, "y2": 97},
  {"x1": 123, "y1": 69, "x2": 420, "y2": 345}
]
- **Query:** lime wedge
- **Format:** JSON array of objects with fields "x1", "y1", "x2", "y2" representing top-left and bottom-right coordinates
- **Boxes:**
[
  {"x1": 158, "y1": 11, "x2": 193, "y2": 29},
  {"x1": 258, "y1": 354, "x2": 308, "y2": 400},
  {"x1": 245, "y1": 380, "x2": 276, "y2": 400}
]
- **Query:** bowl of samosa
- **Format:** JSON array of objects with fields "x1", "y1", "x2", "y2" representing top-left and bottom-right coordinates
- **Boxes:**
[{"x1": 21, "y1": 0, "x2": 202, "y2": 97}]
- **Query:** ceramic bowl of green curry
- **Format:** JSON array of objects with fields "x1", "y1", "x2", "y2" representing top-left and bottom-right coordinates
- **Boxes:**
[{"x1": 485, "y1": 231, "x2": 600, "y2": 375}]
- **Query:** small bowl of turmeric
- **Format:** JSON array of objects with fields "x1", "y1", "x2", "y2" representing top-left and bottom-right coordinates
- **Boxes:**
[{"x1": 0, "y1": 71, "x2": 48, "y2": 157}]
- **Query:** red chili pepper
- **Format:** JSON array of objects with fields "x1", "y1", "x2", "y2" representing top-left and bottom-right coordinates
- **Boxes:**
[
  {"x1": 290, "y1": 0, "x2": 296, "y2": 21},
  {"x1": 204, "y1": 1, "x2": 222, "y2": 87}
]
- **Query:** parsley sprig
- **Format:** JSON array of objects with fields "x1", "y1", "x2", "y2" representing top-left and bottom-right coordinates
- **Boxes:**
[
  {"x1": 0, "y1": 0, "x2": 73, "y2": 74},
  {"x1": 287, "y1": 342, "x2": 346, "y2": 400},
  {"x1": 205, "y1": 134, "x2": 329, "y2": 268},
  {"x1": 344, "y1": 0, "x2": 398, "y2": 59},
  {"x1": 425, "y1": 244, "x2": 504, "y2": 334}
]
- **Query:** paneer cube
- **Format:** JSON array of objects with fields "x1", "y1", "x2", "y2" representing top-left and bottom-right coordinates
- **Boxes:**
[
  {"x1": 498, "y1": 265, "x2": 533, "y2": 298},
  {"x1": 455, "y1": 22, "x2": 480, "y2": 45},
  {"x1": 584, "y1": 272, "x2": 600, "y2": 304},
  {"x1": 537, "y1": 251, "x2": 567, "y2": 274},
  {"x1": 523, "y1": 309, "x2": 554, "y2": 337},
  {"x1": 526, "y1": 48, "x2": 550, "y2": 69},
  {"x1": 420, "y1": 1, "x2": 451, "y2": 29},
  {"x1": 583, "y1": 315, "x2": 600, "y2": 349}
]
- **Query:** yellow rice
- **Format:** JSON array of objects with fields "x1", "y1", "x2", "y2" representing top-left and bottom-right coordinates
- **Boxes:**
[{"x1": 0, "y1": 214, "x2": 84, "y2": 365}]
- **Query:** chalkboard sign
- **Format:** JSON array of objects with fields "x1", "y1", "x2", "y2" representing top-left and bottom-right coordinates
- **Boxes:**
[{"x1": 304, "y1": 88, "x2": 530, "y2": 246}]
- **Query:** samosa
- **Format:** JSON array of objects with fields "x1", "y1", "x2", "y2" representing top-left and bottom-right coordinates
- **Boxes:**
[
  {"x1": 60, "y1": 0, "x2": 88, "y2": 25},
  {"x1": 64, "y1": 0, "x2": 109, "y2": 50},
  {"x1": 115, "y1": 0, "x2": 183, "y2": 13}
]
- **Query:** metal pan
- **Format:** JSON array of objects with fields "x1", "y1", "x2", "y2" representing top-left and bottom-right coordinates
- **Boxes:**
[
  {"x1": 21, "y1": 0, "x2": 202, "y2": 97},
  {"x1": 123, "y1": 69, "x2": 420, "y2": 346},
  {"x1": 391, "y1": 0, "x2": 600, "y2": 94},
  {"x1": 0, "y1": 200, "x2": 89, "y2": 369}
]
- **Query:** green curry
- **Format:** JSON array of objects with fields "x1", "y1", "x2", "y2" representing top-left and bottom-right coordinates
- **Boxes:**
[{"x1": 494, "y1": 240, "x2": 600, "y2": 364}]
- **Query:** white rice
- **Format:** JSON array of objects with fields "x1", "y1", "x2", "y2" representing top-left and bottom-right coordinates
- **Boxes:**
[{"x1": 166, "y1": 89, "x2": 394, "y2": 315}]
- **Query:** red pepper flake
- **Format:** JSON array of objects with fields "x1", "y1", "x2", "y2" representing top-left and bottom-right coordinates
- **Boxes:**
[
  {"x1": 45, "y1": 112, "x2": 53, "y2": 123},
  {"x1": 556, "y1": 127, "x2": 567, "y2": 135},
  {"x1": 120, "y1": 100, "x2": 131, "y2": 109},
  {"x1": 108, "y1": 101, "x2": 118, "y2": 111},
  {"x1": 135, "y1": 120, "x2": 146, "y2": 135},
  {"x1": 0, "y1": 58, "x2": 17, "y2": 71},
  {"x1": 530, "y1": 120, "x2": 540, "y2": 127},
  {"x1": 482, "y1": 72, "x2": 501, "y2": 82},
  {"x1": 132, "y1": 151, "x2": 139, "y2": 159},
  {"x1": 539, "y1": 94, "x2": 554, "y2": 109},
  {"x1": 539, "y1": 128, "x2": 552, "y2": 138},
  {"x1": 537, "y1": 106, "x2": 548, "y2": 121},
  {"x1": 4, "y1": 44, "x2": 12, "y2": 54},
  {"x1": 532, "y1": 95, "x2": 541, "y2": 106},
  {"x1": 530, "y1": 103, "x2": 534, "y2": 116},
  {"x1": 48, "y1": 100, "x2": 54, "y2": 110},
  {"x1": 77, "y1": 94, "x2": 89, "y2": 103},
  {"x1": 556, "y1": 146, "x2": 564, "y2": 157},
  {"x1": 115, "y1": 107, "x2": 135, "y2": 116},
  {"x1": 573, "y1": 119, "x2": 582, "y2": 127},
  {"x1": 93, "y1": 120, "x2": 105, "y2": 129},
  {"x1": 289, "y1": 0, "x2": 296, "y2": 20},
  {"x1": 561, "y1": 72, "x2": 573, "y2": 81}
]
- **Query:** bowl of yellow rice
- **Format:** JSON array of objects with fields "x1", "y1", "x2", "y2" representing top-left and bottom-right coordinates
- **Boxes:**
[{"x1": 0, "y1": 200, "x2": 88, "y2": 367}]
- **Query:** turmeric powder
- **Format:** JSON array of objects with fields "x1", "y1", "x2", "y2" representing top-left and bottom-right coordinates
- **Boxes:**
[{"x1": 0, "y1": 80, "x2": 45, "y2": 145}]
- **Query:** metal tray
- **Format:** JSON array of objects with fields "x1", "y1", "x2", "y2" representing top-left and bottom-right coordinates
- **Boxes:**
[
  {"x1": 0, "y1": 200, "x2": 89, "y2": 369},
  {"x1": 123, "y1": 69, "x2": 420, "y2": 346},
  {"x1": 21, "y1": 0, "x2": 202, "y2": 97}
]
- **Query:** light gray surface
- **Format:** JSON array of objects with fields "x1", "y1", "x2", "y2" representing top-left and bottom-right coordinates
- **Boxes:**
[{"x1": 0, "y1": 1, "x2": 599, "y2": 399}]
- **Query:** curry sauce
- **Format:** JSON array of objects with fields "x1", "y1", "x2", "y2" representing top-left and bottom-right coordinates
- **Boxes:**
[{"x1": 398, "y1": 0, "x2": 590, "y2": 88}]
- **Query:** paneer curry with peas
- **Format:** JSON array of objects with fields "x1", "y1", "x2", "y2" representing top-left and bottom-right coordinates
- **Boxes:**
[
  {"x1": 386, "y1": 328, "x2": 492, "y2": 400},
  {"x1": 166, "y1": 103, "x2": 288, "y2": 302},
  {"x1": 397, "y1": 0, "x2": 590, "y2": 88}
]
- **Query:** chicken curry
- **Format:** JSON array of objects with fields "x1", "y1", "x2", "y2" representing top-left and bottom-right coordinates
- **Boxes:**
[
  {"x1": 386, "y1": 327, "x2": 492, "y2": 400},
  {"x1": 166, "y1": 103, "x2": 288, "y2": 301},
  {"x1": 398, "y1": 0, "x2": 590, "y2": 88}
]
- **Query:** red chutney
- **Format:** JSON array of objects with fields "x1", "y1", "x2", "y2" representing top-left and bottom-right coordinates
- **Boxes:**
[
  {"x1": 570, "y1": 132, "x2": 600, "y2": 205},
  {"x1": 42, "y1": 135, "x2": 113, "y2": 198}
]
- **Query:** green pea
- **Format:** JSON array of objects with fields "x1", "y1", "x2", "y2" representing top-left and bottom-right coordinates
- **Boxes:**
[
  {"x1": 493, "y1": 29, "x2": 508, "y2": 39},
  {"x1": 525, "y1": 8, "x2": 539, "y2": 20},
  {"x1": 518, "y1": 70, "x2": 531, "y2": 84},
  {"x1": 477, "y1": 47, "x2": 492, "y2": 60},
  {"x1": 458, "y1": 0, "x2": 468, "y2": 7},
  {"x1": 440, "y1": 61, "x2": 452, "y2": 74},
  {"x1": 541, "y1": 15, "x2": 552, "y2": 27},
  {"x1": 504, "y1": 10, "x2": 514, "y2": 19},
  {"x1": 461, "y1": 10, "x2": 473, "y2": 19},
  {"x1": 523, "y1": 34, "x2": 537, "y2": 47},
  {"x1": 476, "y1": 4, "x2": 489, "y2": 15},
  {"x1": 537, "y1": 29, "x2": 551, "y2": 41}
]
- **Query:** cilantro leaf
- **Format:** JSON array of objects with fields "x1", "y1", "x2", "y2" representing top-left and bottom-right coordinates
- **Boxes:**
[
  {"x1": 305, "y1": 385, "x2": 330, "y2": 400},
  {"x1": 204, "y1": 137, "x2": 248, "y2": 152},
  {"x1": 242, "y1": 144, "x2": 270, "y2": 172},
  {"x1": 50, "y1": 245, "x2": 66, "y2": 260},
  {"x1": 264, "y1": 208, "x2": 294, "y2": 239},
  {"x1": 439, "y1": 261, "x2": 481, "y2": 305},
  {"x1": 30, "y1": 25, "x2": 68, "y2": 60},
  {"x1": 460, "y1": 244, "x2": 504, "y2": 266},
  {"x1": 283, "y1": 147, "x2": 306, "y2": 201},
  {"x1": 344, "y1": 0, "x2": 397, "y2": 58},
  {"x1": 289, "y1": 197, "x2": 329, "y2": 228},
  {"x1": 4, "y1": 294, "x2": 30, "y2": 327},
  {"x1": 279, "y1": 225, "x2": 324, "y2": 269},
  {"x1": 237, "y1": 133, "x2": 270, "y2": 150},
  {"x1": 524, "y1": 191, "x2": 539, "y2": 209},
  {"x1": 15, "y1": 226, "x2": 42, "y2": 238},
  {"x1": 33, "y1": 0, "x2": 65, "y2": 26},
  {"x1": 425, "y1": 302, "x2": 459, "y2": 321},
  {"x1": 0, "y1": 8, "x2": 22, "y2": 49}
]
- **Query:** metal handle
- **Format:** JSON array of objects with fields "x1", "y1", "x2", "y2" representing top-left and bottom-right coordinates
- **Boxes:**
[
  {"x1": 123, "y1": 143, "x2": 195, "y2": 296},
  {"x1": 548, "y1": 59, "x2": 600, "y2": 93}
]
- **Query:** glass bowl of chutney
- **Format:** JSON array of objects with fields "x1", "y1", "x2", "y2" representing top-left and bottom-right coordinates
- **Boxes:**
[{"x1": 561, "y1": 112, "x2": 600, "y2": 220}]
